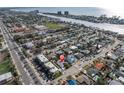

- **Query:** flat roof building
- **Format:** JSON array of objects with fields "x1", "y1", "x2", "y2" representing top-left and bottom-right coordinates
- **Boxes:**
[
  {"x1": 45, "y1": 62, "x2": 59, "y2": 73},
  {"x1": 0, "y1": 72, "x2": 13, "y2": 84},
  {"x1": 34, "y1": 25, "x2": 47, "y2": 31},
  {"x1": 36, "y1": 54, "x2": 59, "y2": 73},
  {"x1": 70, "y1": 46, "x2": 78, "y2": 50},
  {"x1": 109, "y1": 80, "x2": 122, "y2": 85},
  {"x1": 118, "y1": 76, "x2": 124, "y2": 83},
  {"x1": 37, "y1": 53, "x2": 49, "y2": 63}
]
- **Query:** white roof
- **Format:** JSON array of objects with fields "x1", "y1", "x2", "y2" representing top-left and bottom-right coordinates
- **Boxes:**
[
  {"x1": 37, "y1": 54, "x2": 48, "y2": 63},
  {"x1": 70, "y1": 46, "x2": 78, "y2": 50},
  {"x1": 94, "y1": 44, "x2": 102, "y2": 48},
  {"x1": 34, "y1": 25, "x2": 47, "y2": 30},
  {"x1": 25, "y1": 42, "x2": 34, "y2": 47},
  {"x1": 45, "y1": 62, "x2": 59, "y2": 73},
  {"x1": 118, "y1": 76, "x2": 124, "y2": 83},
  {"x1": 0, "y1": 72, "x2": 12, "y2": 82},
  {"x1": 60, "y1": 40, "x2": 66, "y2": 44},
  {"x1": 120, "y1": 67, "x2": 124, "y2": 71},
  {"x1": 107, "y1": 53, "x2": 117, "y2": 59}
]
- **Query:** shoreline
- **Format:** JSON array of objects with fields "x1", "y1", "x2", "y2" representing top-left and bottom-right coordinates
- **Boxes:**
[{"x1": 39, "y1": 13, "x2": 124, "y2": 35}]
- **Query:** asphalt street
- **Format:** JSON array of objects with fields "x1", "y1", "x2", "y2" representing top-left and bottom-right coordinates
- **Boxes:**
[{"x1": 0, "y1": 20, "x2": 42, "y2": 85}]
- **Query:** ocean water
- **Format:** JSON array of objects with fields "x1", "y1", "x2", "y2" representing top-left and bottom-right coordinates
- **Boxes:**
[{"x1": 11, "y1": 7, "x2": 115, "y2": 17}]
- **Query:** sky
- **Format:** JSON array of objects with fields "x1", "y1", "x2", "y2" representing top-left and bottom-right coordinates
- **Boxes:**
[
  {"x1": 0, "y1": 0, "x2": 124, "y2": 16},
  {"x1": 0, "y1": 0, "x2": 123, "y2": 8}
]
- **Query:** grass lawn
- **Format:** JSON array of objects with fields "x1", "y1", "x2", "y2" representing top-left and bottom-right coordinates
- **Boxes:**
[
  {"x1": 0, "y1": 58, "x2": 12, "y2": 75},
  {"x1": 0, "y1": 55, "x2": 20, "y2": 84},
  {"x1": 44, "y1": 22, "x2": 63, "y2": 30}
]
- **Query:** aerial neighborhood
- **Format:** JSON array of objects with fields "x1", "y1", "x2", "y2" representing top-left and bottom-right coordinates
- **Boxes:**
[{"x1": 0, "y1": 8, "x2": 124, "y2": 85}]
